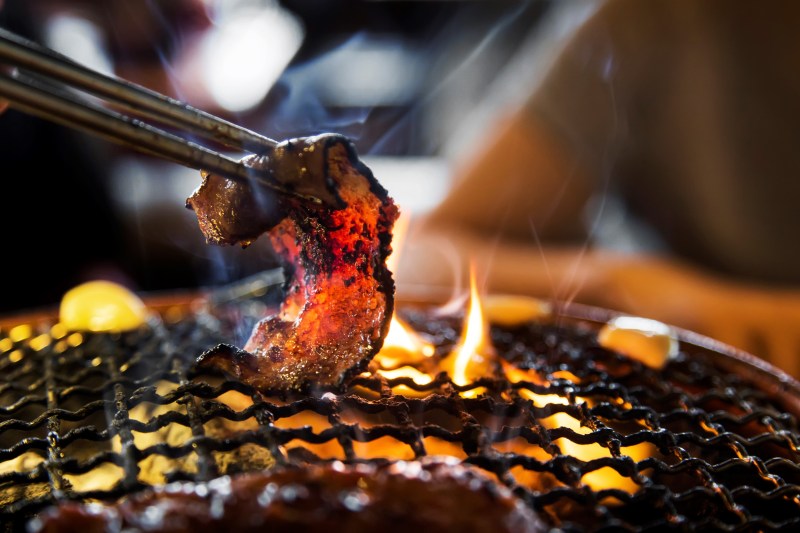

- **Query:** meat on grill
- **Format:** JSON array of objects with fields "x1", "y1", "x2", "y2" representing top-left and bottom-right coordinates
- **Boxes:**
[
  {"x1": 186, "y1": 134, "x2": 399, "y2": 391},
  {"x1": 31, "y1": 458, "x2": 545, "y2": 533}
]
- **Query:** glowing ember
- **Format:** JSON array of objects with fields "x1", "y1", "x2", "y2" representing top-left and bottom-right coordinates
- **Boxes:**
[
  {"x1": 503, "y1": 362, "x2": 654, "y2": 496},
  {"x1": 378, "y1": 365, "x2": 433, "y2": 385},
  {"x1": 38, "y1": 220, "x2": 659, "y2": 513},
  {"x1": 189, "y1": 134, "x2": 398, "y2": 392},
  {"x1": 547, "y1": 411, "x2": 654, "y2": 496}
]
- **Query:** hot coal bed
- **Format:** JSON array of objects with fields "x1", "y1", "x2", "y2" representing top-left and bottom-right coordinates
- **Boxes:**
[{"x1": 1, "y1": 294, "x2": 800, "y2": 532}]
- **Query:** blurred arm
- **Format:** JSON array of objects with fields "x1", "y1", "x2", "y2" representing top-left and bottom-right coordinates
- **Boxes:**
[
  {"x1": 428, "y1": 95, "x2": 595, "y2": 245},
  {"x1": 397, "y1": 221, "x2": 800, "y2": 379}
]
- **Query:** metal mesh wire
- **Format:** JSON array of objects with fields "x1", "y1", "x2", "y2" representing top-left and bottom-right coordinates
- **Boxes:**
[{"x1": 1, "y1": 299, "x2": 799, "y2": 532}]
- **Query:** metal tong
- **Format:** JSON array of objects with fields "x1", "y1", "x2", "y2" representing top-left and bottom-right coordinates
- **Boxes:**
[{"x1": 0, "y1": 27, "x2": 300, "y2": 195}]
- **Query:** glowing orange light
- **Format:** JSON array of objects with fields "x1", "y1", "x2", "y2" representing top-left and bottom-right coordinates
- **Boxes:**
[
  {"x1": 447, "y1": 266, "x2": 493, "y2": 396},
  {"x1": 502, "y1": 361, "x2": 651, "y2": 495},
  {"x1": 375, "y1": 210, "x2": 435, "y2": 392},
  {"x1": 377, "y1": 315, "x2": 435, "y2": 369},
  {"x1": 386, "y1": 210, "x2": 410, "y2": 274},
  {"x1": 503, "y1": 361, "x2": 569, "y2": 407},
  {"x1": 378, "y1": 366, "x2": 433, "y2": 384},
  {"x1": 375, "y1": 315, "x2": 435, "y2": 397}
]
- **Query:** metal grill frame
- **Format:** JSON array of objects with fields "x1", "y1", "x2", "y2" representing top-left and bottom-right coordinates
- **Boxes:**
[{"x1": 1, "y1": 295, "x2": 800, "y2": 532}]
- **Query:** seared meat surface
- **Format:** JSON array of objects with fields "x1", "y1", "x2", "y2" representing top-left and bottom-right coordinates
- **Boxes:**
[
  {"x1": 31, "y1": 458, "x2": 544, "y2": 533},
  {"x1": 187, "y1": 134, "x2": 398, "y2": 391}
]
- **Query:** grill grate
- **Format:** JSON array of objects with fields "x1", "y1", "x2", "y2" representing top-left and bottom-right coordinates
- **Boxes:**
[{"x1": 1, "y1": 298, "x2": 800, "y2": 531}]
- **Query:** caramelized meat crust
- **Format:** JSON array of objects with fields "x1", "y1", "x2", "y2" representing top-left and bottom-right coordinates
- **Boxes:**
[
  {"x1": 186, "y1": 134, "x2": 399, "y2": 391},
  {"x1": 31, "y1": 458, "x2": 545, "y2": 533}
]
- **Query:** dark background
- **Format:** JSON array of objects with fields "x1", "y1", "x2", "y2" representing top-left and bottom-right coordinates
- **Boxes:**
[{"x1": 0, "y1": 0, "x2": 552, "y2": 315}]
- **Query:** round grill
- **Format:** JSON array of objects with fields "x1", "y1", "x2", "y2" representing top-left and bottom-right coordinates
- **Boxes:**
[{"x1": 1, "y1": 295, "x2": 799, "y2": 532}]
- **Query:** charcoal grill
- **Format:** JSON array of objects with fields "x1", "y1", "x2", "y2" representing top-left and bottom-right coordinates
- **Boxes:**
[{"x1": 1, "y1": 291, "x2": 800, "y2": 532}]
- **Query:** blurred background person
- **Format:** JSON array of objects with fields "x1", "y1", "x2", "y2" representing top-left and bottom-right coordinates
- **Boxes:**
[{"x1": 397, "y1": 0, "x2": 800, "y2": 377}]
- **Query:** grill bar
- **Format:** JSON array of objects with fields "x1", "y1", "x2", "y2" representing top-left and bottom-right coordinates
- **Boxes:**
[
  {"x1": 43, "y1": 345, "x2": 67, "y2": 500},
  {"x1": 105, "y1": 338, "x2": 142, "y2": 493},
  {"x1": 249, "y1": 391, "x2": 289, "y2": 467},
  {"x1": 173, "y1": 356, "x2": 218, "y2": 482}
]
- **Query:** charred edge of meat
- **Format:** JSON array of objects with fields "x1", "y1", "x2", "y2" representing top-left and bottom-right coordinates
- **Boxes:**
[
  {"x1": 278, "y1": 134, "x2": 397, "y2": 248},
  {"x1": 194, "y1": 337, "x2": 384, "y2": 395},
  {"x1": 187, "y1": 133, "x2": 398, "y2": 393},
  {"x1": 30, "y1": 458, "x2": 546, "y2": 533},
  {"x1": 185, "y1": 134, "x2": 394, "y2": 248}
]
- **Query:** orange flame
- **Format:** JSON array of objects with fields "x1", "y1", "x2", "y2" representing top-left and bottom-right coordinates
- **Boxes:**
[
  {"x1": 374, "y1": 316, "x2": 435, "y2": 397},
  {"x1": 446, "y1": 265, "x2": 493, "y2": 396},
  {"x1": 373, "y1": 209, "x2": 435, "y2": 393},
  {"x1": 379, "y1": 315, "x2": 435, "y2": 367},
  {"x1": 386, "y1": 209, "x2": 410, "y2": 274},
  {"x1": 206, "y1": 238, "x2": 653, "y2": 496}
]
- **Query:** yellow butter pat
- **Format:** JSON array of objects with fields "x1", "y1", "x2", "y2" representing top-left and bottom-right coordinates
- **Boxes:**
[
  {"x1": 59, "y1": 280, "x2": 148, "y2": 332},
  {"x1": 598, "y1": 316, "x2": 678, "y2": 369},
  {"x1": 484, "y1": 294, "x2": 551, "y2": 327}
]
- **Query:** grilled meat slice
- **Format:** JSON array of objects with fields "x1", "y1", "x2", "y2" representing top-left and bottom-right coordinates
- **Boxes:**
[
  {"x1": 31, "y1": 458, "x2": 545, "y2": 533},
  {"x1": 186, "y1": 134, "x2": 399, "y2": 391}
]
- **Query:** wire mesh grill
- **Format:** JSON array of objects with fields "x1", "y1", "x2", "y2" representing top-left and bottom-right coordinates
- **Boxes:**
[{"x1": 1, "y1": 298, "x2": 800, "y2": 532}]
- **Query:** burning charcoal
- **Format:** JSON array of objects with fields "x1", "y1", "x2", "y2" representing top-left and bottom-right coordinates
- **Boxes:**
[
  {"x1": 30, "y1": 458, "x2": 545, "y2": 533},
  {"x1": 187, "y1": 134, "x2": 399, "y2": 391}
]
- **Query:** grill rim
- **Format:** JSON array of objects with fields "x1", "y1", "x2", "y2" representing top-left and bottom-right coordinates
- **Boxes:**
[
  {"x1": 556, "y1": 301, "x2": 800, "y2": 419},
  {"x1": 3, "y1": 288, "x2": 799, "y2": 416},
  {"x1": 397, "y1": 291, "x2": 800, "y2": 418}
]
